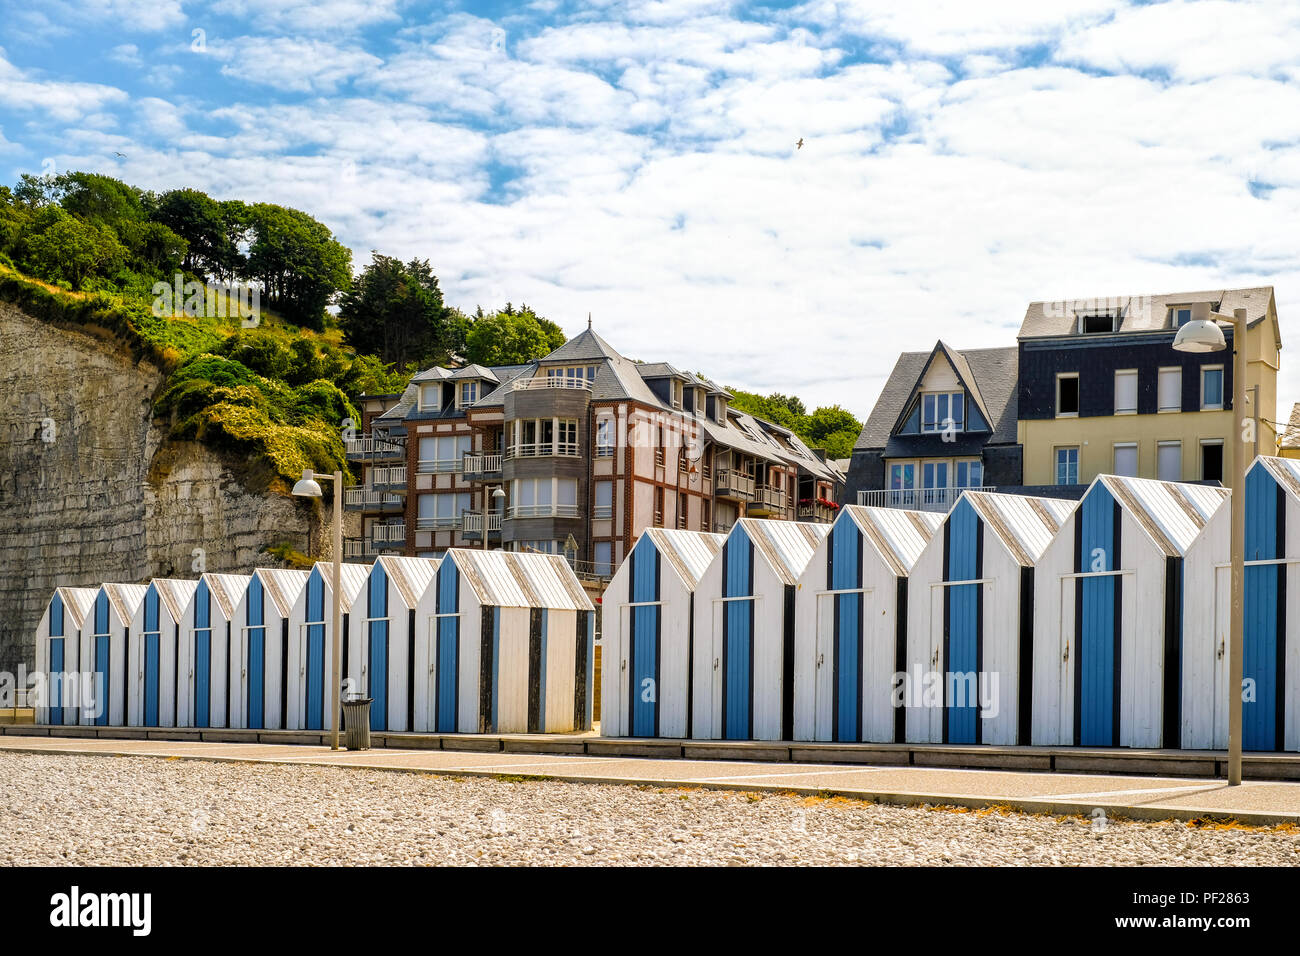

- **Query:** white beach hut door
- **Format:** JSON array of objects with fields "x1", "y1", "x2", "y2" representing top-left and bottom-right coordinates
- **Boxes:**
[
  {"x1": 1212, "y1": 565, "x2": 1231, "y2": 749},
  {"x1": 814, "y1": 592, "x2": 835, "y2": 741}
]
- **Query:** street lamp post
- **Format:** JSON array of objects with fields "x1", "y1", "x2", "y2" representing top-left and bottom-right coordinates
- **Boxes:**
[
  {"x1": 483, "y1": 485, "x2": 506, "y2": 551},
  {"x1": 1173, "y1": 304, "x2": 1249, "y2": 786},
  {"x1": 292, "y1": 468, "x2": 344, "y2": 752}
]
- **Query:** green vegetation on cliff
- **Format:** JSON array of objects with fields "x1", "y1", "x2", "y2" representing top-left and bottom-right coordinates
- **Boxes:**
[{"x1": 0, "y1": 172, "x2": 562, "y2": 490}]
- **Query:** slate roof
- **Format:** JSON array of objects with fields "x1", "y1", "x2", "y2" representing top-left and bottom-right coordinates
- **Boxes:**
[
  {"x1": 377, "y1": 362, "x2": 525, "y2": 424},
  {"x1": 856, "y1": 345, "x2": 1018, "y2": 451},
  {"x1": 1281, "y1": 403, "x2": 1300, "y2": 452},
  {"x1": 396, "y1": 327, "x2": 841, "y2": 486},
  {"x1": 1018, "y1": 286, "x2": 1276, "y2": 339},
  {"x1": 539, "y1": 327, "x2": 621, "y2": 363}
]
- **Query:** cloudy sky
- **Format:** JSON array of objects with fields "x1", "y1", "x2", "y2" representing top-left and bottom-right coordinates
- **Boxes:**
[{"x1": 1, "y1": 0, "x2": 1298, "y2": 424}]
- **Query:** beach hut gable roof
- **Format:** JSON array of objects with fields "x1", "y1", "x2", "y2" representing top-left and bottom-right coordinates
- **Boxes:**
[
  {"x1": 151, "y1": 579, "x2": 199, "y2": 622},
  {"x1": 251, "y1": 569, "x2": 309, "y2": 617},
  {"x1": 1257, "y1": 456, "x2": 1300, "y2": 500},
  {"x1": 55, "y1": 587, "x2": 99, "y2": 629},
  {"x1": 1094, "y1": 475, "x2": 1230, "y2": 557},
  {"x1": 102, "y1": 583, "x2": 148, "y2": 625},
  {"x1": 734, "y1": 519, "x2": 831, "y2": 585},
  {"x1": 959, "y1": 492, "x2": 1074, "y2": 565},
  {"x1": 201, "y1": 574, "x2": 252, "y2": 619},
  {"x1": 841, "y1": 505, "x2": 944, "y2": 576},
  {"x1": 310, "y1": 562, "x2": 372, "y2": 607},
  {"x1": 445, "y1": 549, "x2": 594, "y2": 611},
  {"x1": 641, "y1": 528, "x2": 726, "y2": 590},
  {"x1": 374, "y1": 556, "x2": 439, "y2": 609}
]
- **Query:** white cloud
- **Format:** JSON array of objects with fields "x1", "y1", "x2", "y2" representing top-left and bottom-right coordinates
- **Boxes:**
[
  {"x1": 208, "y1": 0, "x2": 402, "y2": 33},
  {"x1": 108, "y1": 44, "x2": 143, "y2": 68},
  {"x1": 1057, "y1": 0, "x2": 1300, "y2": 80},
  {"x1": 10, "y1": 2, "x2": 1300, "y2": 420},
  {"x1": 0, "y1": 50, "x2": 129, "y2": 121},
  {"x1": 217, "y1": 37, "x2": 382, "y2": 93},
  {"x1": 790, "y1": 0, "x2": 1124, "y2": 56}
]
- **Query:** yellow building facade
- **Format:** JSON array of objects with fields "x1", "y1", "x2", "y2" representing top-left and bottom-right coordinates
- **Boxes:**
[{"x1": 1016, "y1": 287, "x2": 1281, "y2": 490}]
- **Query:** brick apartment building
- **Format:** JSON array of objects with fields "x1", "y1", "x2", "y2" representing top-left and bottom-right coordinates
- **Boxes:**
[{"x1": 344, "y1": 322, "x2": 844, "y2": 580}]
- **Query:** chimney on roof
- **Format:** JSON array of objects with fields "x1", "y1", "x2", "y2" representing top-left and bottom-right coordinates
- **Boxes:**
[{"x1": 587, "y1": 312, "x2": 592, "y2": 330}]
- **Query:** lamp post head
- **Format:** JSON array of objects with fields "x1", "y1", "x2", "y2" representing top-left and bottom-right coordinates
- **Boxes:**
[
  {"x1": 491, "y1": 487, "x2": 506, "y2": 501},
  {"x1": 292, "y1": 469, "x2": 324, "y2": 498},
  {"x1": 1173, "y1": 301, "x2": 1227, "y2": 353}
]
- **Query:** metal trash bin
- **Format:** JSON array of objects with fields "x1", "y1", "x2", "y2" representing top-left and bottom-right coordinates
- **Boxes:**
[{"x1": 341, "y1": 696, "x2": 373, "y2": 751}]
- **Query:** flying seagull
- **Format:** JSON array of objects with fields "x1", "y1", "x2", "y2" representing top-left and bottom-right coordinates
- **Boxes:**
[
  {"x1": 796, "y1": 138, "x2": 803, "y2": 149},
  {"x1": 114, "y1": 151, "x2": 127, "y2": 158}
]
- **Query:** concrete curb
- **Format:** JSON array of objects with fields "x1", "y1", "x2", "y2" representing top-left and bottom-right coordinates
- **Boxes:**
[{"x1": 7, "y1": 724, "x2": 1300, "y2": 780}]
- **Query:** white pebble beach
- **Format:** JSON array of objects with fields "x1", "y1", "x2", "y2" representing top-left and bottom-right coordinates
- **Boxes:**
[{"x1": 3, "y1": 752, "x2": 1298, "y2": 866}]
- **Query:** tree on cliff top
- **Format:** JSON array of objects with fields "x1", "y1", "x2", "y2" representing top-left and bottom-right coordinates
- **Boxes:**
[{"x1": 338, "y1": 254, "x2": 466, "y2": 370}]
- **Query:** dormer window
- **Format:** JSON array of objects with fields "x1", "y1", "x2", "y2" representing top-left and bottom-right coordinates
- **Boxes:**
[
  {"x1": 1172, "y1": 307, "x2": 1193, "y2": 327},
  {"x1": 419, "y1": 384, "x2": 440, "y2": 410},
  {"x1": 921, "y1": 391, "x2": 964, "y2": 433},
  {"x1": 459, "y1": 381, "x2": 478, "y2": 407},
  {"x1": 715, "y1": 398, "x2": 727, "y2": 424},
  {"x1": 1079, "y1": 313, "x2": 1117, "y2": 334}
]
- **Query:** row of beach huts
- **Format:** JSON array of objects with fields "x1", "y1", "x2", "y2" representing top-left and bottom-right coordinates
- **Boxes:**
[
  {"x1": 31, "y1": 456, "x2": 1300, "y2": 752},
  {"x1": 35, "y1": 549, "x2": 595, "y2": 736},
  {"x1": 602, "y1": 457, "x2": 1300, "y2": 753}
]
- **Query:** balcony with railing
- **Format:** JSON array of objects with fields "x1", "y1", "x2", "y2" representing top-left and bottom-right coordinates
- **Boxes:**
[
  {"x1": 797, "y1": 499, "x2": 839, "y2": 523},
  {"x1": 460, "y1": 511, "x2": 503, "y2": 537},
  {"x1": 368, "y1": 465, "x2": 407, "y2": 491},
  {"x1": 416, "y1": 457, "x2": 463, "y2": 474},
  {"x1": 343, "y1": 487, "x2": 404, "y2": 512},
  {"x1": 511, "y1": 376, "x2": 593, "y2": 392},
  {"x1": 567, "y1": 556, "x2": 614, "y2": 583},
  {"x1": 343, "y1": 537, "x2": 370, "y2": 560},
  {"x1": 344, "y1": 434, "x2": 405, "y2": 461},
  {"x1": 370, "y1": 523, "x2": 407, "y2": 544},
  {"x1": 594, "y1": 444, "x2": 616, "y2": 459},
  {"x1": 415, "y1": 514, "x2": 461, "y2": 531},
  {"x1": 714, "y1": 468, "x2": 755, "y2": 500},
  {"x1": 857, "y1": 486, "x2": 994, "y2": 513},
  {"x1": 746, "y1": 485, "x2": 787, "y2": 515},
  {"x1": 506, "y1": 442, "x2": 580, "y2": 459},
  {"x1": 508, "y1": 503, "x2": 581, "y2": 519},
  {"x1": 461, "y1": 452, "x2": 503, "y2": 480}
]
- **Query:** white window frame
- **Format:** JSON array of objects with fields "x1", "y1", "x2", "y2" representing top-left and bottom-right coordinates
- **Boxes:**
[
  {"x1": 1200, "y1": 439, "x2": 1225, "y2": 482},
  {"x1": 459, "y1": 381, "x2": 478, "y2": 407},
  {"x1": 418, "y1": 384, "x2": 440, "y2": 411},
  {"x1": 1055, "y1": 373, "x2": 1080, "y2": 419},
  {"x1": 920, "y1": 391, "x2": 964, "y2": 434},
  {"x1": 593, "y1": 481, "x2": 614, "y2": 519},
  {"x1": 1201, "y1": 365, "x2": 1225, "y2": 410},
  {"x1": 1055, "y1": 446, "x2": 1080, "y2": 485},
  {"x1": 1157, "y1": 440, "x2": 1182, "y2": 482},
  {"x1": 1113, "y1": 369, "x2": 1138, "y2": 415},
  {"x1": 1157, "y1": 366, "x2": 1182, "y2": 413},
  {"x1": 1112, "y1": 442, "x2": 1138, "y2": 478}
]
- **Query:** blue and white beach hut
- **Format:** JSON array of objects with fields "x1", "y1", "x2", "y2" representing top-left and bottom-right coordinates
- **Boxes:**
[
  {"x1": 229, "y1": 568, "x2": 309, "y2": 730},
  {"x1": 601, "y1": 529, "x2": 726, "y2": 738},
  {"x1": 177, "y1": 573, "x2": 251, "y2": 728},
  {"x1": 34, "y1": 587, "x2": 97, "y2": 725},
  {"x1": 128, "y1": 578, "x2": 197, "y2": 727},
  {"x1": 692, "y1": 519, "x2": 830, "y2": 741},
  {"x1": 284, "y1": 561, "x2": 370, "y2": 732},
  {"x1": 81, "y1": 584, "x2": 148, "y2": 726},
  {"x1": 347, "y1": 556, "x2": 438, "y2": 733},
  {"x1": 793, "y1": 506, "x2": 943, "y2": 743}
]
